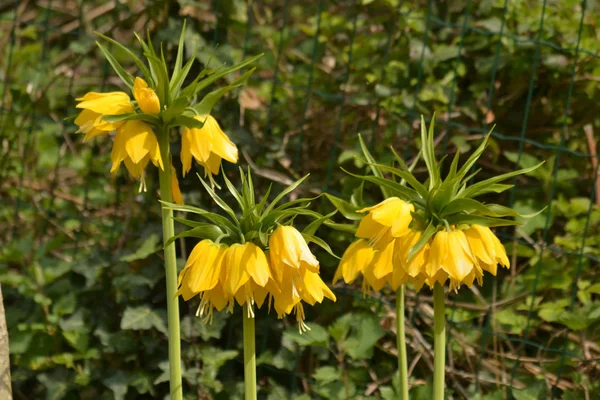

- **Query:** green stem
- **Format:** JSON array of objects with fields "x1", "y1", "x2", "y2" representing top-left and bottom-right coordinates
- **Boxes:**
[
  {"x1": 396, "y1": 286, "x2": 409, "y2": 399},
  {"x1": 243, "y1": 305, "x2": 257, "y2": 400},
  {"x1": 158, "y1": 128, "x2": 183, "y2": 400},
  {"x1": 433, "y1": 283, "x2": 446, "y2": 400}
]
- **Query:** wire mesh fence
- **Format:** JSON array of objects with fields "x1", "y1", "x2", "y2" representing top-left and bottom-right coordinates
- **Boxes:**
[{"x1": 1, "y1": 0, "x2": 599, "y2": 399}]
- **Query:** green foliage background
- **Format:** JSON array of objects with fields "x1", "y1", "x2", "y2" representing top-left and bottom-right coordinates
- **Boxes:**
[{"x1": 1, "y1": 0, "x2": 599, "y2": 399}]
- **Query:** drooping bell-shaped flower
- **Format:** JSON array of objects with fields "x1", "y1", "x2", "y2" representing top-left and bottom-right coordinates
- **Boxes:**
[
  {"x1": 356, "y1": 197, "x2": 414, "y2": 249},
  {"x1": 332, "y1": 239, "x2": 375, "y2": 285},
  {"x1": 269, "y1": 225, "x2": 320, "y2": 277},
  {"x1": 268, "y1": 226, "x2": 335, "y2": 332},
  {"x1": 74, "y1": 92, "x2": 134, "y2": 140},
  {"x1": 110, "y1": 120, "x2": 164, "y2": 191},
  {"x1": 181, "y1": 115, "x2": 238, "y2": 179}
]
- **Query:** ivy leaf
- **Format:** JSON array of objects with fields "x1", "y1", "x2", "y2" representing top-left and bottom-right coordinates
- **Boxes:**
[
  {"x1": 335, "y1": 313, "x2": 384, "y2": 359},
  {"x1": 283, "y1": 324, "x2": 329, "y2": 347},
  {"x1": 120, "y1": 306, "x2": 168, "y2": 335},
  {"x1": 119, "y1": 234, "x2": 160, "y2": 262},
  {"x1": 103, "y1": 372, "x2": 129, "y2": 400}
]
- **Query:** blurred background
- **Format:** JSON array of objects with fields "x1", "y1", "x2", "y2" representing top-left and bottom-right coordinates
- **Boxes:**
[{"x1": 1, "y1": 0, "x2": 599, "y2": 399}]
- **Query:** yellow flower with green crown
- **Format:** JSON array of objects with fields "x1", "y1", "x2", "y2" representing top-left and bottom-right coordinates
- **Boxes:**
[
  {"x1": 330, "y1": 116, "x2": 544, "y2": 293},
  {"x1": 165, "y1": 168, "x2": 336, "y2": 333}
]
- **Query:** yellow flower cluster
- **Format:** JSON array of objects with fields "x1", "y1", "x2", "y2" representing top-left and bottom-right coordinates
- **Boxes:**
[
  {"x1": 177, "y1": 226, "x2": 336, "y2": 332},
  {"x1": 334, "y1": 197, "x2": 510, "y2": 292},
  {"x1": 74, "y1": 78, "x2": 238, "y2": 195}
]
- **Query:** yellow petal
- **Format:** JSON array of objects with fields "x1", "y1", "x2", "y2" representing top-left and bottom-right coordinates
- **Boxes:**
[
  {"x1": 253, "y1": 279, "x2": 276, "y2": 308},
  {"x1": 425, "y1": 269, "x2": 448, "y2": 289},
  {"x1": 408, "y1": 273, "x2": 427, "y2": 291},
  {"x1": 203, "y1": 284, "x2": 229, "y2": 312},
  {"x1": 188, "y1": 116, "x2": 213, "y2": 163},
  {"x1": 464, "y1": 226, "x2": 493, "y2": 265},
  {"x1": 480, "y1": 262, "x2": 498, "y2": 275},
  {"x1": 133, "y1": 77, "x2": 161, "y2": 114},
  {"x1": 428, "y1": 231, "x2": 448, "y2": 277},
  {"x1": 390, "y1": 201, "x2": 414, "y2": 238},
  {"x1": 272, "y1": 267, "x2": 300, "y2": 317},
  {"x1": 201, "y1": 115, "x2": 238, "y2": 163},
  {"x1": 234, "y1": 282, "x2": 252, "y2": 306},
  {"x1": 224, "y1": 244, "x2": 250, "y2": 296},
  {"x1": 371, "y1": 240, "x2": 394, "y2": 279},
  {"x1": 123, "y1": 156, "x2": 149, "y2": 179},
  {"x1": 355, "y1": 213, "x2": 387, "y2": 241},
  {"x1": 175, "y1": 280, "x2": 196, "y2": 301},
  {"x1": 185, "y1": 241, "x2": 227, "y2": 293},
  {"x1": 269, "y1": 226, "x2": 319, "y2": 272},
  {"x1": 488, "y1": 229, "x2": 510, "y2": 268},
  {"x1": 391, "y1": 265, "x2": 408, "y2": 291},
  {"x1": 244, "y1": 243, "x2": 270, "y2": 287},
  {"x1": 74, "y1": 109, "x2": 99, "y2": 131},
  {"x1": 76, "y1": 91, "x2": 132, "y2": 114},
  {"x1": 299, "y1": 268, "x2": 336, "y2": 305},
  {"x1": 444, "y1": 230, "x2": 474, "y2": 282},
  {"x1": 110, "y1": 126, "x2": 129, "y2": 174},
  {"x1": 181, "y1": 127, "x2": 194, "y2": 176},
  {"x1": 362, "y1": 261, "x2": 389, "y2": 292},
  {"x1": 201, "y1": 153, "x2": 222, "y2": 176},
  {"x1": 358, "y1": 197, "x2": 413, "y2": 230},
  {"x1": 396, "y1": 231, "x2": 428, "y2": 278},
  {"x1": 121, "y1": 120, "x2": 154, "y2": 164},
  {"x1": 178, "y1": 241, "x2": 205, "y2": 286},
  {"x1": 333, "y1": 239, "x2": 374, "y2": 284},
  {"x1": 358, "y1": 197, "x2": 402, "y2": 224},
  {"x1": 170, "y1": 165, "x2": 184, "y2": 205}
]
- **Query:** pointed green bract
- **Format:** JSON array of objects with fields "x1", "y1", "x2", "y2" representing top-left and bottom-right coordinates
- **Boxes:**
[
  {"x1": 166, "y1": 169, "x2": 335, "y2": 251},
  {"x1": 95, "y1": 32, "x2": 153, "y2": 84},
  {"x1": 95, "y1": 42, "x2": 134, "y2": 89},
  {"x1": 195, "y1": 68, "x2": 256, "y2": 115},
  {"x1": 172, "y1": 20, "x2": 187, "y2": 82}
]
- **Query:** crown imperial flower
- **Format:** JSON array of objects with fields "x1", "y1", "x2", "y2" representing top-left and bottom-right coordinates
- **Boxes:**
[
  {"x1": 331, "y1": 116, "x2": 543, "y2": 293},
  {"x1": 169, "y1": 169, "x2": 336, "y2": 332}
]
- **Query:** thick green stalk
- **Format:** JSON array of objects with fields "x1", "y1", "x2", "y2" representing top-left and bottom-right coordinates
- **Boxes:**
[
  {"x1": 158, "y1": 128, "x2": 183, "y2": 400},
  {"x1": 243, "y1": 305, "x2": 257, "y2": 400},
  {"x1": 433, "y1": 283, "x2": 446, "y2": 400},
  {"x1": 396, "y1": 285, "x2": 409, "y2": 399}
]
